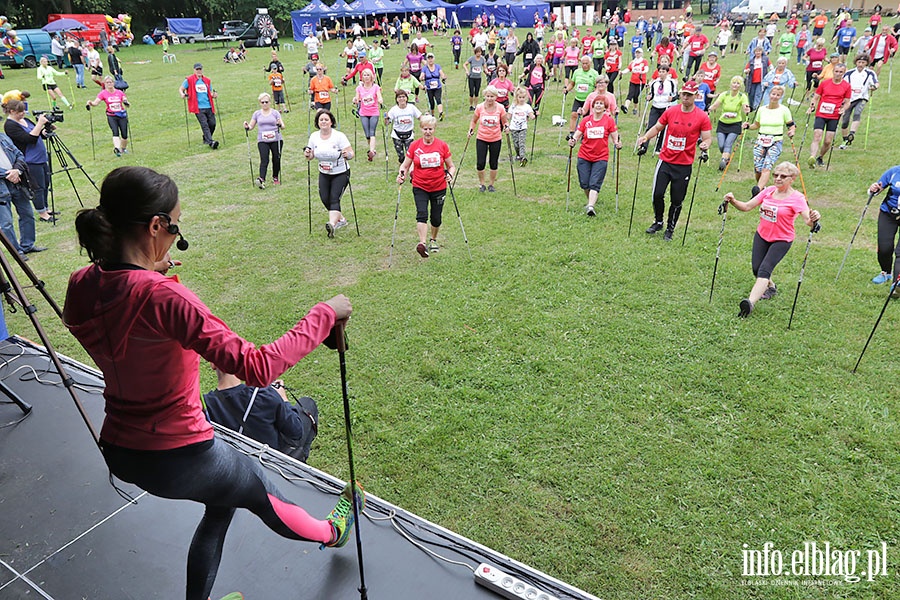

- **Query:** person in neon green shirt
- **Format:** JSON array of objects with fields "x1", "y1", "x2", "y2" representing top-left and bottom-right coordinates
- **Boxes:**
[
  {"x1": 368, "y1": 44, "x2": 385, "y2": 85},
  {"x1": 709, "y1": 76, "x2": 750, "y2": 170},
  {"x1": 36, "y1": 56, "x2": 72, "y2": 109},
  {"x1": 565, "y1": 55, "x2": 600, "y2": 138},
  {"x1": 590, "y1": 36, "x2": 607, "y2": 72},
  {"x1": 744, "y1": 85, "x2": 795, "y2": 195},
  {"x1": 394, "y1": 64, "x2": 421, "y2": 103},
  {"x1": 777, "y1": 31, "x2": 795, "y2": 59}
]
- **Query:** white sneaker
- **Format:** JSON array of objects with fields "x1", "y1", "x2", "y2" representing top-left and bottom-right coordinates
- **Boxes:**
[{"x1": 334, "y1": 218, "x2": 348, "y2": 230}]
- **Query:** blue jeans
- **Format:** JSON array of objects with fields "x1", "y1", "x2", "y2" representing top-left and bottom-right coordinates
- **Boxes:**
[
  {"x1": 0, "y1": 185, "x2": 36, "y2": 254},
  {"x1": 27, "y1": 162, "x2": 50, "y2": 213},
  {"x1": 74, "y1": 64, "x2": 85, "y2": 87}
]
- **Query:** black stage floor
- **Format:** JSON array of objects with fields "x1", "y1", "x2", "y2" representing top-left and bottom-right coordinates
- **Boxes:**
[{"x1": 0, "y1": 337, "x2": 600, "y2": 600}]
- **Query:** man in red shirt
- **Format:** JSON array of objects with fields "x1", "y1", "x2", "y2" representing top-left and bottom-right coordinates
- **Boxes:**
[
  {"x1": 806, "y1": 63, "x2": 850, "y2": 169},
  {"x1": 866, "y1": 26, "x2": 898, "y2": 76},
  {"x1": 684, "y1": 26, "x2": 709, "y2": 79},
  {"x1": 581, "y1": 29, "x2": 596, "y2": 56},
  {"x1": 636, "y1": 80, "x2": 712, "y2": 241}
]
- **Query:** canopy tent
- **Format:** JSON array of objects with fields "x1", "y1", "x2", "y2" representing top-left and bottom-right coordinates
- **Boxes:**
[
  {"x1": 42, "y1": 18, "x2": 87, "y2": 32},
  {"x1": 393, "y1": 0, "x2": 437, "y2": 12},
  {"x1": 454, "y1": 0, "x2": 494, "y2": 23},
  {"x1": 348, "y1": 0, "x2": 404, "y2": 12},
  {"x1": 492, "y1": 0, "x2": 549, "y2": 27}
]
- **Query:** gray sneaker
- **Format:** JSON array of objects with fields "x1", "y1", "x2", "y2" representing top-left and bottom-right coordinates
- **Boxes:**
[
  {"x1": 761, "y1": 284, "x2": 778, "y2": 300},
  {"x1": 585, "y1": 205, "x2": 596, "y2": 217},
  {"x1": 334, "y1": 218, "x2": 348, "y2": 230},
  {"x1": 427, "y1": 239, "x2": 439, "y2": 253}
]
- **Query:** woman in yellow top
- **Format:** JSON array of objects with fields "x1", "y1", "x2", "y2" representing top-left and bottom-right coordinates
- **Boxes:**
[{"x1": 36, "y1": 56, "x2": 72, "y2": 109}]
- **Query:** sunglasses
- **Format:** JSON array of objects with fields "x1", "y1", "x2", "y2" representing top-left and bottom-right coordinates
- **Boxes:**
[
  {"x1": 260, "y1": 100, "x2": 270, "y2": 103},
  {"x1": 772, "y1": 173, "x2": 792, "y2": 179}
]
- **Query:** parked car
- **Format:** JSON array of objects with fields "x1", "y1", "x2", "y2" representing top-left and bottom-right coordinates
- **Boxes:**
[
  {"x1": 221, "y1": 20, "x2": 249, "y2": 36},
  {"x1": 0, "y1": 29, "x2": 53, "y2": 69},
  {"x1": 145, "y1": 27, "x2": 167, "y2": 44}
]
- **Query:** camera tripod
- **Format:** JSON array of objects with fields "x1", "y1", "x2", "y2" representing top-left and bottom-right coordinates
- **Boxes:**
[
  {"x1": 45, "y1": 132, "x2": 100, "y2": 221},
  {"x1": 0, "y1": 229, "x2": 100, "y2": 446}
]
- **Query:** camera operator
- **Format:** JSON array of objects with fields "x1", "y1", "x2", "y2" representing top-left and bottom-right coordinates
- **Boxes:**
[
  {"x1": 0, "y1": 131, "x2": 44, "y2": 257},
  {"x1": 3, "y1": 99, "x2": 56, "y2": 223},
  {"x1": 86, "y1": 76, "x2": 130, "y2": 157}
]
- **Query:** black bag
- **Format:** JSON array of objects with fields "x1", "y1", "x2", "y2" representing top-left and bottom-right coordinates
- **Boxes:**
[{"x1": 114, "y1": 74, "x2": 129, "y2": 90}]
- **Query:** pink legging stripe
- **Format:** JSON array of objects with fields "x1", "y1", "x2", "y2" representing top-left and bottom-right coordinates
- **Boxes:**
[{"x1": 268, "y1": 493, "x2": 334, "y2": 543}]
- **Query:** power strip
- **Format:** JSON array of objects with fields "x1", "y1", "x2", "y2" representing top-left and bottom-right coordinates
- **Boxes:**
[{"x1": 474, "y1": 563, "x2": 559, "y2": 600}]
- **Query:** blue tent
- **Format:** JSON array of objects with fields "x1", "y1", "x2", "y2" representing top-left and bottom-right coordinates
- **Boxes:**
[
  {"x1": 492, "y1": 0, "x2": 549, "y2": 27},
  {"x1": 394, "y1": 0, "x2": 437, "y2": 12},
  {"x1": 454, "y1": 0, "x2": 494, "y2": 23},
  {"x1": 348, "y1": 0, "x2": 404, "y2": 14}
]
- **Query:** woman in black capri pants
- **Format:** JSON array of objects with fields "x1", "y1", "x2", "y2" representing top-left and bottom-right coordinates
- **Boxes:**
[{"x1": 304, "y1": 110, "x2": 354, "y2": 238}]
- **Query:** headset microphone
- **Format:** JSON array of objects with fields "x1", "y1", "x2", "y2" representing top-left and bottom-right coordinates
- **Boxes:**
[
  {"x1": 176, "y1": 234, "x2": 189, "y2": 251},
  {"x1": 159, "y1": 217, "x2": 190, "y2": 251}
]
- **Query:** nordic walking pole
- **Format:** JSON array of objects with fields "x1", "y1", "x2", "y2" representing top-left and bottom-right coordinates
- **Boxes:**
[
  {"x1": 825, "y1": 135, "x2": 836, "y2": 171},
  {"x1": 787, "y1": 220, "x2": 821, "y2": 330},
  {"x1": 565, "y1": 143, "x2": 574, "y2": 212},
  {"x1": 557, "y1": 88, "x2": 568, "y2": 146},
  {"x1": 331, "y1": 319, "x2": 369, "y2": 600},
  {"x1": 307, "y1": 159, "x2": 312, "y2": 234},
  {"x1": 836, "y1": 192, "x2": 877, "y2": 281},
  {"x1": 244, "y1": 127, "x2": 255, "y2": 187},
  {"x1": 795, "y1": 111, "x2": 812, "y2": 162},
  {"x1": 446, "y1": 181, "x2": 472, "y2": 259},
  {"x1": 213, "y1": 92, "x2": 226, "y2": 145},
  {"x1": 864, "y1": 91, "x2": 873, "y2": 150},
  {"x1": 452, "y1": 134, "x2": 472, "y2": 188},
  {"x1": 183, "y1": 97, "x2": 191, "y2": 149},
  {"x1": 530, "y1": 87, "x2": 545, "y2": 160},
  {"x1": 346, "y1": 178, "x2": 360, "y2": 236},
  {"x1": 628, "y1": 150, "x2": 644, "y2": 237},
  {"x1": 716, "y1": 128, "x2": 745, "y2": 192},
  {"x1": 389, "y1": 185, "x2": 402, "y2": 267},
  {"x1": 709, "y1": 199, "x2": 729, "y2": 302},
  {"x1": 852, "y1": 274, "x2": 900, "y2": 372},
  {"x1": 614, "y1": 141, "x2": 620, "y2": 213},
  {"x1": 505, "y1": 130, "x2": 517, "y2": 196},
  {"x1": 380, "y1": 111, "x2": 389, "y2": 182},
  {"x1": 792, "y1": 138, "x2": 809, "y2": 199},
  {"x1": 680, "y1": 150, "x2": 708, "y2": 246},
  {"x1": 86, "y1": 104, "x2": 96, "y2": 160}
]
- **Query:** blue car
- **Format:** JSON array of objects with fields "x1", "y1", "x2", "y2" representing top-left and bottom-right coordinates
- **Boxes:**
[{"x1": 0, "y1": 29, "x2": 54, "y2": 69}]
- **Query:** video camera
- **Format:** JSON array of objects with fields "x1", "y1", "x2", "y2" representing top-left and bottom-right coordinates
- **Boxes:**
[{"x1": 33, "y1": 109, "x2": 65, "y2": 124}]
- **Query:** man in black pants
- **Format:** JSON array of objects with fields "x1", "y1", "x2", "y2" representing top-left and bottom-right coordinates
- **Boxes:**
[
  {"x1": 636, "y1": 80, "x2": 712, "y2": 241},
  {"x1": 204, "y1": 368, "x2": 319, "y2": 462}
]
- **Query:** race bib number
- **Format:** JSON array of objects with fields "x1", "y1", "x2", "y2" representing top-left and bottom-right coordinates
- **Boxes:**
[
  {"x1": 496, "y1": 88, "x2": 508, "y2": 98},
  {"x1": 811, "y1": 60, "x2": 822, "y2": 69},
  {"x1": 576, "y1": 83, "x2": 589, "y2": 93},
  {"x1": 195, "y1": 82, "x2": 208, "y2": 94},
  {"x1": 262, "y1": 131, "x2": 276, "y2": 141},
  {"x1": 398, "y1": 116, "x2": 413, "y2": 126},
  {"x1": 760, "y1": 203, "x2": 778, "y2": 222},
  {"x1": 666, "y1": 135, "x2": 686, "y2": 151},
  {"x1": 471, "y1": 66, "x2": 482, "y2": 74},
  {"x1": 820, "y1": 102, "x2": 836, "y2": 114},
  {"x1": 481, "y1": 115, "x2": 499, "y2": 128},
  {"x1": 454, "y1": 44, "x2": 461, "y2": 50},
  {"x1": 418, "y1": 151, "x2": 442, "y2": 168},
  {"x1": 429, "y1": 79, "x2": 439, "y2": 89},
  {"x1": 272, "y1": 77, "x2": 283, "y2": 87},
  {"x1": 525, "y1": 53, "x2": 533, "y2": 61},
  {"x1": 851, "y1": 86, "x2": 862, "y2": 94},
  {"x1": 585, "y1": 126, "x2": 605, "y2": 139},
  {"x1": 318, "y1": 91, "x2": 330, "y2": 100},
  {"x1": 692, "y1": 41, "x2": 702, "y2": 51},
  {"x1": 320, "y1": 160, "x2": 334, "y2": 172},
  {"x1": 566, "y1": 58, "x2": 578, "y2": 66},
  {"x1": 758, "y1": 134, "x2": 774, "y2": 147},
  {"x1": 723, "y1": 112, "x2": 737, "y2": 119},
  {"x1": 363, "y1": 96, "x2": 375, "y2": 105},
  {"x1": 108, "y1": 101, "x2": 123, "y2": 112}
]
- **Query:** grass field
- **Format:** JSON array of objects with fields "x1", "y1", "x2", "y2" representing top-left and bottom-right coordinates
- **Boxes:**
[{"x1": 2, "y1": 28, "x2": 899, "y2": 599}]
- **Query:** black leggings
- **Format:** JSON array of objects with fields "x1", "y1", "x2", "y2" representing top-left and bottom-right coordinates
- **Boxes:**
[
  {"x1": 392, "y1": 135, "x2": 413, "y2": 163},
  {"x1": 102, "y1": 438, "x2": 330, "y2": 600},
  {"x1": 107, "y1": 114, "x2": 128, "y2": 138},
  {"x1": 258, "y1": 140, "x2": 281, "y2": 180},
  {"x1": 651, "y1": 160, "x2": 693, "y2": 227},
  {"x1": 318, "y1": 170, "x2": 350, "y2": 210},
  {"x1": 752, "y1": 232, "x2": 792, "y2": 279},
  {"x1": 607, "y1": 71, "x2": 619, "y2": 95},
  {"x1": 468, "y1": 77, "x2": 483, "y2": 97},
  {"x1": 426, "y1": 87, "x2": 443, "y2": 111},
  {"x1": 528, "y1": 84, "x2": 544, "y2": 110},
  {"x1": 476, "y1": 138, "x2": 501, "y2": 170},
  {"x1": 876, "y1": 209, "x2": 900, "y2": 276},
  {"x1": 413, "y1": 186, "x2": 445, "y2": 226}
]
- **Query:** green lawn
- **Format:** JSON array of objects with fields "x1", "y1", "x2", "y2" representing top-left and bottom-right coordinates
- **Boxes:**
[{"x1": 2, "y1": 30, "x2": 899, "y2": 599}]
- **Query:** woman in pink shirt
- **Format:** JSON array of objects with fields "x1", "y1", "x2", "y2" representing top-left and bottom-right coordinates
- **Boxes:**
[
  {"x1": 62, "y1": 166, "x2": 362, "y2": 600},
  {"x1": 724, "y1": 161, "x2": 821, "y2": 318},
  {"x1": 85, "y1": 76, "x2": 130, "y2": 156},
  {"x1": 468, "y1": 86, "x2": 508, "y2": 192},
  {"x1": 352, "y1": 70, "x2": 384, "y2": 160},
  {"x1": 489, "y1": 63, "x2": 515, "y2": 108}
]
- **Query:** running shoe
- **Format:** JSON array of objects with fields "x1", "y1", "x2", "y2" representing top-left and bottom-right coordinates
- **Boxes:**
[
  {"x1": 427, "y1": 239, "x2": 439, "y2": 253},
  {"x1": 872, "y1": 271, "x2": 892, "y2": 284},
  {"x1": 719, "y1": 157, "x2": 728, "y2": 171},
  {"x1": 663, "y1": 227, "x2": 674, "y2": 242},
  {"x1": 520, "y1": 157, "x2": 528, "y2": 167},
  {"x1": 739, "y1": 298, "x2": 754, "y2": 318},
  {"x1": 113, "y1": 148, "x2": 121, "y2": 157},
  {"x1": 416, "y1": 242, "x2": 429, "y2": 257},
  {"x1": 892, "y1": 285, "x2": 900, "y2": 300},
  {"x1": 646, "y1": 221, "x2": 664, "y2": 234},
  {"x1": 256, "y1": 177, "x2": 265, "y2": 189},
  {"x1": 334, "y1": 218, "x2": 348, "y2": 230},
  {"x1": 273, "y1": 177, "x2": 281, "y2": 185},
  {"x1": 807, "y1": 155, "x2": 816, "y2": 168},
  {"x1": 761, "y1": 284, "x2": 778, "y2": 300},
  {"x1": 816, "y1": 157, "x2": 825, "y2": 168},
  {"x1": 487, "y1": 185, "x2": 496, "y2": 192},
  {"x1": 585, "y1": 205, "x2": 596, "y2": 217},
  {"x1": 321, "y1": 482, "x2": 366, "y2": 549},
  {"x1": 325, "y1": 222, "x2": 335, "y2": 239}
]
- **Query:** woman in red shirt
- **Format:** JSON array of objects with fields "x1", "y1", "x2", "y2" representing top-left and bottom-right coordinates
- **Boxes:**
[
  {"x1": 468, "y1": 86, "x2": 508, "y2": 192},
  {"x1": 397, "y1": 115, "x2": 455, "y2": 257},
  {"x1": 604, "y1": 40, "x2": 623, "y2": 95},
  {"x1": 62, "y1": 166, "x2": 361, "y2": 600},
  {"x1": 569, "y1": 95, "x2": 622, "y2": 216}
]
